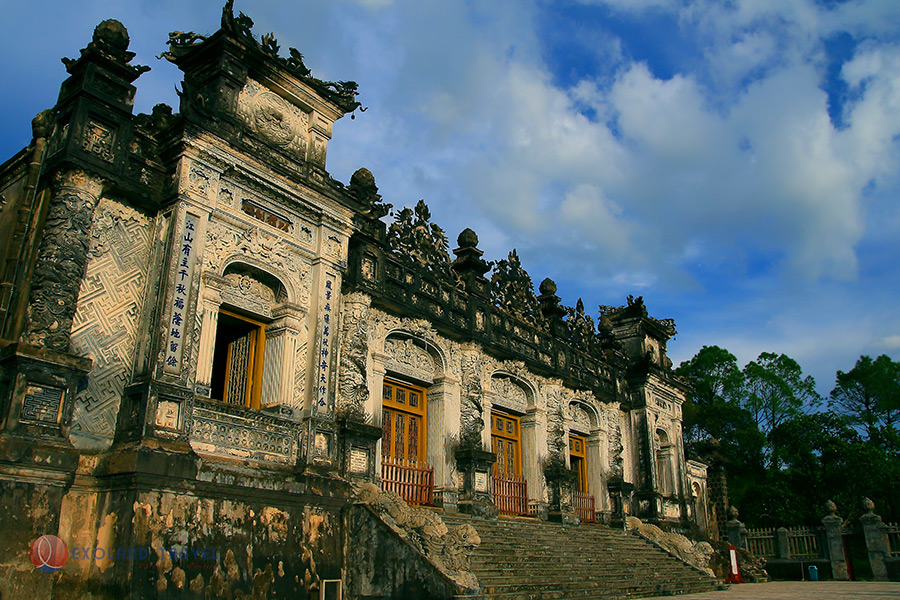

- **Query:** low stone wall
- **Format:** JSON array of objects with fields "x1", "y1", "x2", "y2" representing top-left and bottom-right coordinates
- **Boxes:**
[{"x1": 345, "y1": 505, "x2": 470, "y2": 600}]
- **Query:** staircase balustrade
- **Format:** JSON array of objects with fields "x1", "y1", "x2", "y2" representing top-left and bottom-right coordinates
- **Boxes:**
[
  {"x1": 573, "y1": 490, "x2": 596, "y2": 523},
  {"x1": 381, "y1": 458, "x2": 434, "y2": 506},
  {"x1": 493, "y1": 474, "x2": 529, "y2": 516}
]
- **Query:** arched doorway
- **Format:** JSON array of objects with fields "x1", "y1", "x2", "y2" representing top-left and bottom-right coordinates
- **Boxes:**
[{"x1": 377, "y1": 333, "x2": 441, "y2": 506}]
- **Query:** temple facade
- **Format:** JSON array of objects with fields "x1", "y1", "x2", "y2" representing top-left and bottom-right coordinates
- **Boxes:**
[{"x1": 0, "y1": 5, "x2": 710, "y2": 598}]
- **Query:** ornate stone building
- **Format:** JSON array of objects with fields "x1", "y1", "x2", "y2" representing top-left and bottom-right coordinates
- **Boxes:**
[{"x1": 0, "y1": 5, "x2": 710, "y2": 598}]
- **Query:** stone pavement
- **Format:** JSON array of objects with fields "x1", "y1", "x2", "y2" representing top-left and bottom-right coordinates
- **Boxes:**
[{"x1": 642, "y1": 581, "x2": 900, "y2": 599}]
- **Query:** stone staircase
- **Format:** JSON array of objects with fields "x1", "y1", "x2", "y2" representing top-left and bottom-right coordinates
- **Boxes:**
[{"x1": 442, "y1": 514, "x2": 722, "y2": 600}]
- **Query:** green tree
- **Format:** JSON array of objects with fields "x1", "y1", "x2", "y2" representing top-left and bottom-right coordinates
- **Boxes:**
[
  {"x1": 830, "y1": 354, "x2": 900, "y2": 437},
  {"x1": 675, "y1": 345, "x2": 745, "y2": 443},
  {"x1": 677, "y1": 347, "x2": 767, "y2": 512},
  {"x1": 743, "y1": 352, "x2": 820, "y2": 438}
]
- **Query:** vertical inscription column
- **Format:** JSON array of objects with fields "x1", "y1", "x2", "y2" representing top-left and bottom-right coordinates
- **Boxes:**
[
  {"x1": 24, "y1": 169, "x2": 105, "y2": 351},
  {"x1": 163, "y1": 213, "x2": 200, "y2": 374}
]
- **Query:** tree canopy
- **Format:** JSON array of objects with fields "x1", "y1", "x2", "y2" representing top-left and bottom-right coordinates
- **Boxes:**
[{"x1": 678, "y1": 348, "x2": 899, "y2": 526}]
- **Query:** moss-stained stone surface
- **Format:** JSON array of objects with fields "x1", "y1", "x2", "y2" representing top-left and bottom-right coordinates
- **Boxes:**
[{"x1": 46, "y1": 475, "x2": 346, "y2": 599}]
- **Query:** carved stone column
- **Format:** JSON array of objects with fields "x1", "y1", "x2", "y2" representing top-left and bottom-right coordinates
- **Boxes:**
[
  {"x1": 521, "y1": 408, "x2": 545, "y2": 514},
  {"x1": 370, "y1": 351, "x2": 389, "y2": 468},
  {"x1": 427, "y1": 375, "x2": 460, "y2": 512},
  {"x1": 262, "y1": 304, "x2": 306, "y2": 410},
  {"x1": 194, "y1": 275, "x2": 225, "y2": 397},
  {"x1": 586, "y1": 434, "x2": 605, "y2": 512},
  {"x1": 23, "y1": 169, "x2": 104, "y2": 351}
]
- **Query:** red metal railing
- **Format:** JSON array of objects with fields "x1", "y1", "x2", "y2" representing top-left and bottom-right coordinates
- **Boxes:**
[
  {"x1": 573, "y1": 490, "x2": 596, "y2": 523},
  {"x1": 381, "y1": 458, "x2": 434, "y2": 506},
  {"x1": 493, "y1": 474, "x2": 529, "y2": 516}
]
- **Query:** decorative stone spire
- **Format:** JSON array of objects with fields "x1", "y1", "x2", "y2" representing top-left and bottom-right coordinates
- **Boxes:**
[
  {"x1": 451, "y1": 229, "x2": 491, "y2": 297},
  {"x1": 537, "y1": 278, "x2": 565, "y2": 334},
  {"x1": 60, "y1": 19, "x2": 149, "y2": 110},
  {"x1": 348, "y1": 168, "x2": 391, "y2": 219}
]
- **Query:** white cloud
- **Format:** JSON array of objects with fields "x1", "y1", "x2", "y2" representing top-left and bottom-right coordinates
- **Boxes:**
[{"x1": 2, "y1": 0, "x2": 900, "y2": 399}]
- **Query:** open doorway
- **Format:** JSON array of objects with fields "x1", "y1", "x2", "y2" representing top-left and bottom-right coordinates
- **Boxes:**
[{"x1": 210, "y1": 309, "x2": 267, "y2": 408}]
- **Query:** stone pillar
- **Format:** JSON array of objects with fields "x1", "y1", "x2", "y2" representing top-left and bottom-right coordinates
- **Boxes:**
[
  {"x1": 860, "y1": 497, "x2": 890, "y2": 581},
  {"x1": 726, "y1": 506, "x2": 748, "y2": 550},
  {"x1": 822, "y1": 500, "x2": 849, "y2": 581},
  {"x1": 427, "y1": 375, "x2": 461, "y2": 512},
  {"x1": 0, "y1": 169, "x2": 101, "y2": 449},
  {"x1": 23, "y1": 169, "x2": 104, "y2": 351},
  {"x1": 545, "y1": 458, "x2": 579, "y2": 525},
  {"x1": 521, "y1": 407, "x2": 545, "y2": 510},
  {"x1": 777, "y1": 527, "x2": 791, "y2": 559},
  {"x1": 455, "y1": 447, "x2": 497, "y2": 519},
  {"x1": 262, "y1": 305, "x2": 306, "y2": 410},
  {"x1": 586, "y1": 434, "x2": 605, "y2": 512},
  {"x1": 194, "y1": 275, "x2": 224, "y2": 397},
  {"x1": 370, "y1": 352, "x2": 388, "y2": 469}
]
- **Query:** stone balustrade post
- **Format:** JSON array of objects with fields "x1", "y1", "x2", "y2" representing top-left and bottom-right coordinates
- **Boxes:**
[
  {"x1": 822, "y1": 499, "x2": 849, "y2": 581},
  {"x1": 726, "y1": 506, "x2": 748, "y2": 550},
  {"x1": 776, "y1": 527, "x2": 791, "y2": 559},
  {"x1": 860, "y1": 497, "x2": 890, "y2": 581}
]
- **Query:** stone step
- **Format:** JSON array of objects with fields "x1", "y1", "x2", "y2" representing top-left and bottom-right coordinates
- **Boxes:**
[{"x1": 439, "y1": 513, "x2": 720, "y2": 600}]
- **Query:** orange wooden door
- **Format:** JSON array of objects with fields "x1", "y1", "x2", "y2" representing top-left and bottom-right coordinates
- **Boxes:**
[
  {"x1": 381, "y1": 379, "x2": 427, "y2": 463},
  {"x1": 491, "y1": 412, "x2": 521, "y2": 477},
  {"x1": 569, "y1": 434, "x2": 588, "y2": 493}
]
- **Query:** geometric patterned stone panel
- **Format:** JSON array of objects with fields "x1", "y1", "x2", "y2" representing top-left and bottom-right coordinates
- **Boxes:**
[{"x1": 69, "y1": 198, "x2": 153, "y2": 444}]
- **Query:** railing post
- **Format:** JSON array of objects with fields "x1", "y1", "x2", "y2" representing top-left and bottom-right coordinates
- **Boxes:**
[
  {"x1": 726, "y1": 506, "x2": 748, "y2": 550},
  {"x1": 822, "y1": 499, "x2": 849, "y2": 581},
  {"x1": 860, "y1": 498, "x2": 891, "y2": 581},
  {"x1": 776, "y1": 527, "x2": 791, "y2": 559}
]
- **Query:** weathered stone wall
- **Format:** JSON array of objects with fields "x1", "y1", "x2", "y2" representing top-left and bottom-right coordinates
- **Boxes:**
[
  {"x1": 6, "y1": 457, "x2": 350, "y2": 600},
  {"x1": 0, "y1": 479, "x2": 69, "y2": 600},
  {"x1": 345, "y1": 505, "x2": 463, "y2": 600}
]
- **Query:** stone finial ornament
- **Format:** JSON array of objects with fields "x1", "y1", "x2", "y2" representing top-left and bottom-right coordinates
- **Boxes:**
[
  {"x1": 348, "y1": 167, "x2": 391, "y2": 218},
  {"x1": 727, "y1": 506, "x2": 739, "y2": 521},
  {"x1": 457, "y1": 228, "x2": 478, "y2": 249},
  {"x1": 539, "y1": 278, "x2": 557, "y2": 296},
  {"x1": 62, "y1": 18, "x2": 148, "y2": 76},
  {"x1": 92, "y1": 18, "x2": 130, "y2": 50},
  {"x1": 824, "y1": 499, "x2": 838, "y2": 516},
  {"x1": 863, "y1": 497, "x2": 876, "y2": 514}
]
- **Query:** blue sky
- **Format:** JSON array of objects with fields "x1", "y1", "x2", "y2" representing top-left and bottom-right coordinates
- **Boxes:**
[{"x1": 2, "y1": 0, "x2": 900, "y2": 396}]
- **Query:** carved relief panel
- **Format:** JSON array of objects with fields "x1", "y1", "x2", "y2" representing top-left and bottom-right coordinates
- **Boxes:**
[
  {"x1": 236, "y1": 78, "x2": 310, "y2": 159},
  {"x1": 489, "y1": 376, "x2": 528, "y2": 414},
  {"x1": 384, "y1": 337, "x2": 436, "y2": 383}
]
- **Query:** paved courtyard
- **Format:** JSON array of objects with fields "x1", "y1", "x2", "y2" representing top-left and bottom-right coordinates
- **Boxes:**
[{"x1": 643, "y1": 581, "x2": 900, "y2": 599}]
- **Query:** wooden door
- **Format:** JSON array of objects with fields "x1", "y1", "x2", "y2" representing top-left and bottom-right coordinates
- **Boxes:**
[
  {"x1": 381, "y1": 379, "x2": 427, "y2": 463},
  {"x1": 569, "y1": 434, "x2": 588, "y2": 493},
  {"x1": 491, "y1": 412, "x2": 521, "y2": 477}
]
